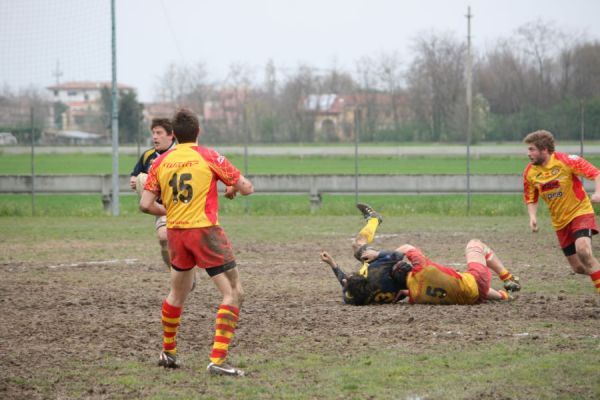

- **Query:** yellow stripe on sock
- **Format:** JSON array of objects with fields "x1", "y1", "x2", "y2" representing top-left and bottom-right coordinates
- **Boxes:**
[
  {"x1": 163, "y1": 336, "x2": 176, "y2": 344},
  {"x1": 162, "y1": 316, "x2": 180, "y2": 325}
]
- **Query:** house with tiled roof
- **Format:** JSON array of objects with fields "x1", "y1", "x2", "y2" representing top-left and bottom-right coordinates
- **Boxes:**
[{"x1": 46, "y1": 81, "x2": 134, "y2": 133}]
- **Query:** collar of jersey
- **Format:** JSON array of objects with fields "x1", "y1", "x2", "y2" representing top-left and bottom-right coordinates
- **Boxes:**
[{"x1": 175, "y1": 142, "x2": 198, "y2": 149}]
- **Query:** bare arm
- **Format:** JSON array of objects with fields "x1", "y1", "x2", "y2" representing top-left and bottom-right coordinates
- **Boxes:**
[
  {"x1": 224, "y1": 175, "x2": 254, "y2": 199},
  {"x1": 139, "y1": 190, "x2": 166, "y2": 216},
  {"x1": 591, "y1": 175, "x2": 600, "y2": 203},
  {"x1": 527, "y1": 202, "x2": 538, "y2": 232}
]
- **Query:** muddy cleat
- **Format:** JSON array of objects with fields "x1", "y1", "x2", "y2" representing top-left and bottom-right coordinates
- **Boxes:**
[
  {"x1": 158, "y1": 351, "x2": 179, "y2": 369},
  {"x1": 496, "y1": 290, "x2": 515, "y2": 301},
  {"x1": 356, "y1": 203, "x2": 383, "y2": 224},
  {"x1": 503, "y1": 276, "x2": 521, "y2": 292},
  {"x1": 207, "y1": 362, "x2": 245, "y2": 377}
]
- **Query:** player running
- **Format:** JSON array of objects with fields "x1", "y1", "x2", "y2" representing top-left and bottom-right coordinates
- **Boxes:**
[
  {"x1": 320, "y1": 204, "x2": 521, "y2": 305},
  {"x1": 140, "y1": 108, "x2": 254, "y2": 376},
  {"x1": 523, "y1": 130, "x2": 600, "y2": 295},
  {"x1": 130, "y1": 118, "x2": 177, "y2": 269}
]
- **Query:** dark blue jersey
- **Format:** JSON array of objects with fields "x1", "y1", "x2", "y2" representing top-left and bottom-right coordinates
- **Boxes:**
[
  {"x1": 333, "y1": 251, "x2": 405, "y2": 305},
  {"x1": 130, "y1": 143, "x2": 175, "y2": 177}
]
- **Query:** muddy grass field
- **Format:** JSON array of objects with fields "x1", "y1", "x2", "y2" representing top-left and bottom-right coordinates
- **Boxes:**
[{"x1": 1, "y1": 214, "x2": 599, "y2": 399}]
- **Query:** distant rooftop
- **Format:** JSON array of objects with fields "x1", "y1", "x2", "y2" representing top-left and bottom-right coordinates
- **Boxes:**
[{"x1": 46, "y1": 81, "x2": 134, "y2": 91}]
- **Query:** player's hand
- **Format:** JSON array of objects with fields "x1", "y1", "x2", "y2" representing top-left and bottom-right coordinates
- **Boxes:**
[
  {"x1": 224, "y1": 186, "x2": 237, "y2": 199},
  {"x1": 591, "y1": 192, "x2": 600, "y2": 203},
  {"x1": 129, "y1": 176, "x2": 137, "y2": 190},
  {"x1": 320, "y1": 251, "x2": 335, "y2": 267},
  {"x1": 529, "y1": 218, "x2": 539, "y2": 233}
]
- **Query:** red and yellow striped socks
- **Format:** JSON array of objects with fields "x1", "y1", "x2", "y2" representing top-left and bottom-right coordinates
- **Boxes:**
[
  {"x1": 590, "y1": 270, "x2": 600, "y2": 295},
  {"x1": 498, "y1": 270, "x2": 514, "y2": 283},
  {"x1": 161, "y1": 300, "x2": 182, "y2": 355},
  {"x1": 210, "y1": 304, "x2": 240, "y2": 365}
]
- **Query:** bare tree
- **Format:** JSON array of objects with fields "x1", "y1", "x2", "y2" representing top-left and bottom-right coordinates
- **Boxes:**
[
  {"x1": 572, "y1": 41, "x2": 600, "y2": 100},
  {"x1": 354, "y1": 55, "x2": 379, "y2": 141},
  {"x1": 515, "y1": 19, "x2": 562, "y2": 106},
  {"x1": 476, "y1": 41, "x2": 529, "y2": 114},
  {"x1": 407, "y1": 32, "x2": 466, "y2": 141},
  {"x1": 376, "y1": 51, "x2": 404, "y2": 132}
]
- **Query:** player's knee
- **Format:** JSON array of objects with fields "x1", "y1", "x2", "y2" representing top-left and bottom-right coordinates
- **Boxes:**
[
  {"x1": 575, "y1": 246, "x2": 595, "y2": 268},
  {"x1": 466, "y1": 239, "x2": 484, "y2": 254}
]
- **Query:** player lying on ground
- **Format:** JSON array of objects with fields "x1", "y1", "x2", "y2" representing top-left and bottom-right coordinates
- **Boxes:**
[{"x1": 320, "y1": 203, "x2": 521, "y2": 305}]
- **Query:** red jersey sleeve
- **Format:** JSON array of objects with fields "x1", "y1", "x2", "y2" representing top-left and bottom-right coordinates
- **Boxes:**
[
  {"x1": 555, "y1": 152, "x2": 600, "y2": 180},
  {"x1": 522, "y1": 164, "x2": 538, "y2": 204},
  {"x1": 195, "y1": 147, "x2": 241, "y2": 186},
  {"x1": 144, "y1": 152, "x2": 167, "y2": 196},
  {"x1": 404, "y1": 247, "x2": 429, "y2": 267}
]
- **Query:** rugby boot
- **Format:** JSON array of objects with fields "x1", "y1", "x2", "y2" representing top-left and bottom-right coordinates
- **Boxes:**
[
  {"x1": 503, "y1": 276, "x2": 521, "y2": 292},
  {"x1": 207, "y1": 362, "x2": 245, "y2": 377},
  {"x1": 158, "y1": 351, "x2": 179, "y2": 369},
  {"x1": 356, "y1": 203, "x2": 383, "y2": 224}
]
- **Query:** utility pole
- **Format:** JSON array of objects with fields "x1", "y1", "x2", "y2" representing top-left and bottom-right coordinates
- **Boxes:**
[
  {"x1": 354, "y1": 109, "x2": 360, "y2": 205},
  {"x1": 52, "y1": 60, "x2": 63, "y2": 87},
  {"x1": 580, "y1": 100, "x2": 585, "y2": 156},
  {"x1": 110, "y1": 0, "x2": 119, "y2": 216},
  {"x1": 465, "y1": 6, "x2": 473, "y2": 214}
]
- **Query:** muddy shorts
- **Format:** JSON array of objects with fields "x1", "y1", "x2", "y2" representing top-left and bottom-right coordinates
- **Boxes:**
[
  {"x1": 465, "y1": 262, "x2": 491, "y2": 303},
  {"x1": 167, "y1": 226, "x2": 235, "y2": 271},
  {"x1": 556, "y1": 213, "x2": 599, "y2": 255}
]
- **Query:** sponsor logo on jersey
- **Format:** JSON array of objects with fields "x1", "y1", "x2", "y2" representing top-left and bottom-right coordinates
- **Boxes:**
[
  {"x1": 546, "y1": 191, "x2": 563, "y2": 200},
  {"x1": 164, "y1": 160, "x2": 200, "y2": 168},
  {"x1": 541, "y1": 180, "x2": 560, "y2": 192}
]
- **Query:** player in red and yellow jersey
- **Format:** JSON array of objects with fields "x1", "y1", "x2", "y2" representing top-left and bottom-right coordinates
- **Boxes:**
[
  {"x1": 523, "y1": 130, "x2": 600, "y2": 295},
  {"x1": 320, "y1": 204, "x2": 520, "y2": 305},
  {"x1": 399, "y1": 240, "x2": 516, "y2": 305},
  {"x1": 140, "y1": 108, "x2": 254, "y2": 376}
]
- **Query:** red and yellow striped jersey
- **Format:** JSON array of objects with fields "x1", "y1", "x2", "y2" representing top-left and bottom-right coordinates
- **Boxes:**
[
  {"x1": 523, "y1": 152, "x2": 599, "y2": 230},
  {"x1": 145, "y1": 142, "x2": 240, "y2": 229},
  {"x1": 405, "y1": 248, "x2": 479, "y2": 305}
]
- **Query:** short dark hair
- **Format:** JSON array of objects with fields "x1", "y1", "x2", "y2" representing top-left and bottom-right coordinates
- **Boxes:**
[
  {"x1": 151, "y1": 118, "x2": 174, "y2": 134},
  {"x1": 524, "y1": 130, "x2": 555, "y2": 153},
  {"x1": 172, "y1": 108, "x2": 200, "y2": 143},
  {"x1": 346, "y1": 275, "x2": 373, "y2": 305}
]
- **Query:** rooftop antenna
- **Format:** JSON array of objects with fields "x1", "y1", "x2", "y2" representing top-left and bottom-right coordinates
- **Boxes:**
[{"x1": 52, "y1": 60, "x2": 63, "y2": 86}]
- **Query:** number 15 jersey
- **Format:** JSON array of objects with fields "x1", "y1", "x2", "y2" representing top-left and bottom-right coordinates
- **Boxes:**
[{"x1": 145, "y1": 142, "x2": 241, "y2": 229}]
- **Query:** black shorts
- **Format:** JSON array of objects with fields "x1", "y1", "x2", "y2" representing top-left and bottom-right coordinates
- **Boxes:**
[{"x1": 561, "y1": 229, "x2": 594, "y2": 256}]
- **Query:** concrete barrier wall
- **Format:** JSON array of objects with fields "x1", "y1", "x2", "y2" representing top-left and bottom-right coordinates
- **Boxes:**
[{"x1": 1, "y1": 174, "x2": 596, "y2": 195}]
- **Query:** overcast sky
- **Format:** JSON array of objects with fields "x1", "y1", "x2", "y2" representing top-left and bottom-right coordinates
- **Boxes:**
[{"x1": 1, "y1": 0, "x2": 600, "y2": 102}]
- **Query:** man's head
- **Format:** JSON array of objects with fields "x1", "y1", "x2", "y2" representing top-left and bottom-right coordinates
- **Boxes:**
[
  {"x1": 524, "y1": 130, "x2": 555, "y2": 166},
  {"x1": 150, "y1": 118, "x2": 175, "y2": 151},
  {"x1": 172, "y1": 108, "x2": 201, "y2": 143},
  {"x1": 354, "y1": 244, "x2": 379, "y2": 262}
]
